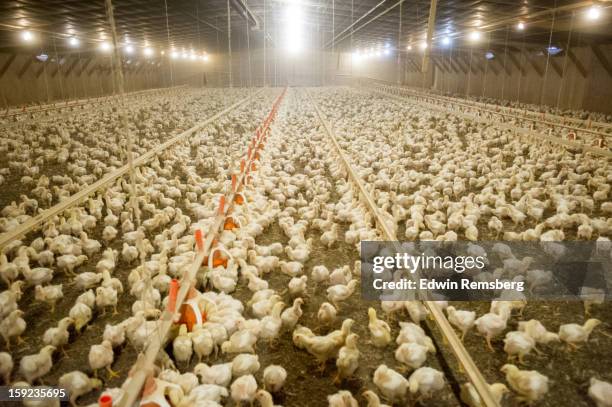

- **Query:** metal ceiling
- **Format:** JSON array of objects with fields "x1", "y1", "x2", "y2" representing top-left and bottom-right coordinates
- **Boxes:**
[{"x1": 0, "y1": 0, "x2": 610, "y2": 55}]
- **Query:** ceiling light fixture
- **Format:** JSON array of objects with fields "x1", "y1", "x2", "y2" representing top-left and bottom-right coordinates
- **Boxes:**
[
  {"x1": 21, "y1": 31, "x2": 33, "y2": 42},
  {"x1": 587, "y1": 5, "x2": 601, "y2": 20}
]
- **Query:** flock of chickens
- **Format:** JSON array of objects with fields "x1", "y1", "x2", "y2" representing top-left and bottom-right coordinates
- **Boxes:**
[{"x1": 0, "y1": 85, "x2": 610, "y2": 407}]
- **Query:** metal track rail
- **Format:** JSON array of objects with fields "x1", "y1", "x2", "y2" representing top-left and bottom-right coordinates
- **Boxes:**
[
  {"x1": 116, "y1": 87, "x2": 287, "y2": 407},
  {"x1": 305, "y1": 89, "x2": 500, "y2": 407},
  {"x1": 367, "y1": 86, "x2": 612, "y2": 159},
  {"x1": 0, "y1": 89, "x2": 265, "y2": 251}
]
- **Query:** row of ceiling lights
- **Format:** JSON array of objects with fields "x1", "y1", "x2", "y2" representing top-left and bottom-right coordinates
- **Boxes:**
[
  {"x1": 353, "y1": 5, "x2": 603, "y2": 55},
  {"x1": 19, "y1": 31, "x2": 210, "y2": 62}
]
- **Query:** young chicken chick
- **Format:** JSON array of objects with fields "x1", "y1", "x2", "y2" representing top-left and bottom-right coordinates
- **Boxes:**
[
  {"x1": 362, "y1": 390, "x2": 391, "y2": 407},
  {"x1": 88, "y1": 340, "x2": 117, "y2": 378},
  {"x1": 395, "y1": 342, "x2": 428, "y2": 371},
  {"x1": 327, "y1": 280, "x2": 358, "y2": 309},
  {"x1": 460, "y1": 382, "x2": 508, "y2": 407},
  {"x1": 327, "y1": 390, "x2": 358, "y2": 407},
  {"x1": 0, "y1": 309, "x2": 26, "y2": 349},
  {"x1": 408, "y1": 367, "x2": 445, "y2": 399},
  {"x1": 517, "y1": 319, "x2": 559, "y2": 345},
  {"x1": 404, "y1": 301, "x2": 429, "y2": 323},
  {"x1": 173, "y1": 324, "x2": 193, "y2": 367},
  {"x1": 281, "y1": 298, "x2": 304, "y2": 330},
  {"x1": 194, "y1": 362, "x2": 232, "y2": 387},
  {"x1": 19, "y1": 345, "x2": 56, "y2": 384},
  {"x1": 230, "y1": 374, "x2": 257, "y2": 405},
  {"x1": 103, "y1": 323, "x2": 127, "y2": 348},
  {"x1": 559, "y1": 318, "x2": 601, "y2": 350},
  {"x1": 475, "y1": 313, "x2": 507, "y2": 352},
  {"x1": 373, "y1": 364, "x2": 409, "y2": 402},
  {"x1": 311, "y1": 265, "x2": 330, "y2": 287},
  {"x1": 589, "y1": 377, "x2": 612, "y2": 407},
  {"x1": 191, "y1": 326, "x2": 214, "y2": 363},
  {"x1": 0, "y1": 352, "x2": 13, "y2": 384},
  {"x1": 396, "y1": 322, "x2": 436, "y2": 353},
  {"x1": 263, "y1": 365, "x2": 287, "y2": 392},
  {"x1": 503, "y1": 331, "x2": 536, "y2": 363},
  {"x1": 225, "y1": 346, "x2": 258, "y2": 376},
  {"x1": 255, "y1": 389, "x2": 281, "y2": 407},
  {"x1": 317, "y1": 302, "x2": 337, "y2": 329},
  {"x1": 288, "y1": 276, "x2": 308, "y2": 298},
  {"x1": 501, "y1": 364, "x2": 549, "y2": 404},
  {"x1": 368, "y1": 308, "x2": 391, "y2": 347},
  {"x1": 58, "y1": 370, "x2": 102, "y2": 406},
  {"x1": 260, "y1": 302, "x2": 285, "y2": 345},
  {"x1": 335, "y1": 333, "x2": 359, "y2": 383},
  {"x1": 95, "y1": 286, "x2": 118, "y2": 315},
  {"x1": 43, "y1": 317, "x2": 74, "y2": 353},
  {"x1": 34, "y1": 284, "x2": 63, "y2": 312},
  {"x1": 446, "y1": 306, "x2": 476, "y2": 341},
  {"x1": 69, "y1": 302, "x2": 92, "y2": 333}
]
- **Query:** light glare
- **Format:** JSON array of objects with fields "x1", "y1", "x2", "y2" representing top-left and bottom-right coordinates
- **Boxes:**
[
  {"x1": 68, "y1": 37, "x2": 79, "y2": 47},
  {"x1": 125, "y1": 44, "x2": 134, "y2": 54},
  {"x1": 21, "y1": 31, "x2": 33, "y2": 42},
  {"x1": 143, "y1": 47, "x2": 153, "y2": 56},
  {"x1": 284, "y1": 5, "x2": 304, "y2": 55},
  {"x1": 100, "y1": 42, "x2": 111, "y2": 51},
  {"x1": 587, "y1": 5, "x2": 601, "y2": 20},
  {"x1": 469, "y1": 31, "x2": 481, "y2": 41},
  {"x1": 442, "y1": 36, "x2": 451, "y2": 46},
  {"x1": 517, "y1": 22, "x2": 525, "y2": 30}
]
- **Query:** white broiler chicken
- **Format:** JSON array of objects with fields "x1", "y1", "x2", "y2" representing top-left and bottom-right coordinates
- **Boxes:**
[
  {"x1": 395, "y1": 342, "x2": 428, "y2": 371},
  {"x1": 517, "y1": 319, "x2": 559, "y2": 345},
  {"x1": 0, "y1": 352, "x2": 13, "y2": 384},
  {"x1": 58, "y1": 370, "x2": 102, "y2": 406},
  {"x1": 230, "y1": 374, "x2": 257, "y2": 405},
  {"x1": 362, "y1": 390, "x2": 391, "y2": 407},
  {"x1": 335, "y1": 333, "x2": 360, "y2": 383},
  {"x1": 173, "y1": 324, "x2": 193, "y2": 367},
  {"x1": 281, "y1": 298, "x2": 304, "y2": 330},
  {"x1": 194, "y1": 362, "x2": 233, "y2": 387},
  {"x1": 367, "y1": 308, "x2": 391, "y2": 347},
  {"x1": 501, "y1": 364, "x2": 549, "y2": 403},
  {"x1": 263, "y1": 364, "x2": 287, "y2": 393},
  {"x1": 34, "y1": 284, "x2": 63, "y2": 312},
  {"x1": 460, "y1": 382, "x2": 508, "y2": 407},
  {"x1": 559, "y1": 318, "x2": 601, "y2": 350},
  {"x1": 589, "y1": 377, "x2": 612, "y2": 407},
  {"x1": 317, "y1": 302, "x2": 337, "y2": 328},
  {"x1": 373, "y1": 364, "x2": 409, "y2": 402},
  {"x1": 503, "y1": 331, "x2": 536, "y2": 363},
  {"x1": 408, "y1": 367, "x2": 445, "y2": 399},
  {"x1": 0, "y1": 309, "x2": 26, "y2": 349},
  {"x1": 446, "y1": 306, "x2": 476, "y2": 341},
  {"x1": 327, "y1": 390, "x2": 358, "y2": 407},
  {"x1": 88, "y1": 340, "x2": 116, "y2": 378},
  {"x1": 327, "y1": 280, "x2": 358, "y2": 309},
  {"x1": 19, "y1": 345, "x2": 56, "y2": 384},
  {"x1": 43, "y1": 317, "x2": 74, "y2": 352},
  {"x1": 475, "y1": 312, "x2": 507, "y2": 351}
]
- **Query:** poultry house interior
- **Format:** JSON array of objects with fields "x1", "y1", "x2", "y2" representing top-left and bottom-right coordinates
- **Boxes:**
[{"x1": 0, "y1": 0, "x2": 611, "y2": 406}]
